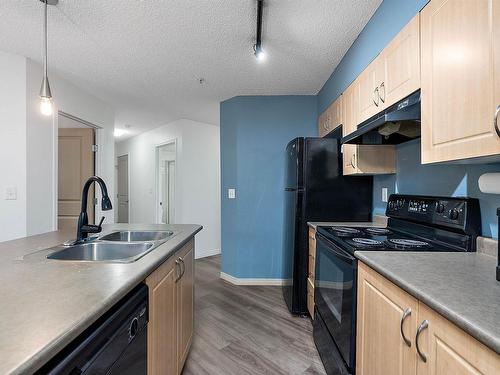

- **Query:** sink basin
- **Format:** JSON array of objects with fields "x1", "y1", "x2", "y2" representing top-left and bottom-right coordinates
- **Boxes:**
[
  {"x1": 100, "y1": 230, "x2": 173, "y2": 242},
  {"x1": 47, "y1": 242, "x2": 155, "y2": 262}
]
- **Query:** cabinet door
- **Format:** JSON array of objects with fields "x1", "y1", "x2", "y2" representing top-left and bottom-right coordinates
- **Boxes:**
[
  {"x1": 317, "y1": 111, "x2": 327, "y2": 137},
  {"x1": 357, "y1": 262, "x2": 418, "y2": 375},
  {"x1": 343, "y1": 144, "x2": 359, "y2": 175},
  {"x1": 176, "y1": 243, "x2": 194, "y2": 373},
  {"x1": 146, "y1": 260, "x2": 177, "y2": 375},
  {"x1": 421, "y1": 0, "x2": 500, "y2": 163},
  {"x1": 416, "y1": 303, "x2": 500, "y2": 375},
  {"x1": 358, "y1": 58, "x2": 383, "y2": 124},
  {"x1": 380, "y1": 13, "x2": 420, "y2": 108},
  {"x1": 342, "y1": 81, "x2": 359, "y2": 136},
  {"x1": 495, "y1": 0, "x2": 500, "y2": 131},
  {"x1": 331, "y1": 95, "x2": 343, "y2": 131}
]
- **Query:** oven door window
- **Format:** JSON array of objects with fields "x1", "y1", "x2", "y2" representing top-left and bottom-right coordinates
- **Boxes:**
[{"x1": 315, "y1": 235, "x2": 356, "y2": 371}]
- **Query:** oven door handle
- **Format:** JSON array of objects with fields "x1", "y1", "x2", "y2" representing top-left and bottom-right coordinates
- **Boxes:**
[{"x1": 317, "y1": 234, "x2": 356, "y2": 266}]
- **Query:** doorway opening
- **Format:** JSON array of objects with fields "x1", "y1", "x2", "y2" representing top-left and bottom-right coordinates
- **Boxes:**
[
  {"x1": 116, "y1": 154, "x2": 130, "y2": 223},
  {"x1": 57, "y1": 112, "x2": 100, "y2": 231},
  {"x1": 156, "y1": 141, "x2": 176, "y2": 224}
]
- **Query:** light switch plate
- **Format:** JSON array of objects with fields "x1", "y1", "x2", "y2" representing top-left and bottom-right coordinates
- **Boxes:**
[
  {"x1": 382, "y1": 188, "x2": 388, "y2": 203},
  {"x1": 228, "y1": 188, "x2": 236, "y2": 199},
  {"x1": 5, "y1": 186, "x2": 17, "y2": 200}
]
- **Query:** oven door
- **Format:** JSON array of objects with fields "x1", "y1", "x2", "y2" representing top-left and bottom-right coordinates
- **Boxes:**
[{"x1": 315, "y1": 233, "x2": 357, "y2": 373}]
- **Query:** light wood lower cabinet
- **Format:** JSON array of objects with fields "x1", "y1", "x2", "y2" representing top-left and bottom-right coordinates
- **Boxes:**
[
  {"x1": 307, "y1": 227, "x2": 316, "y2": 319},
  {"x1": 357, "y1": 262, "x2": 418, "y2": 375},
  {"x1": 176, "y1": 243, "x2": 194, "y2": 373},
  {"x1": 145, "y1": 239, "x2": 195, "y2": 375},
  {"x1": 357, "y1": 262, "x2": 500, "y2": 375}
]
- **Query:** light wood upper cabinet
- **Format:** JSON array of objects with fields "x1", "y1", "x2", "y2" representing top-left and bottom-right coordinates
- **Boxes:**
[
  {"x1": 357, "y1": 58, "x2": 383, "y2": 124},
  {"x1": 176, "y1": 242, "x2": 194, "y2": 373},
  {"x1": 343, "y1": 145, "x2": 396, "y2": 175},
  {"x1": 380, "y1": 14, "x2": 420, "y2": 109},
  {"x1": 357, "y1": 262, "x2": 419, "y2": 375},
  {"x1": 416, "y1": 302, "x2": 500, "y2": 375},
  {"x1": 421, "y1": 0, "x2": 500, "y2": 163},
  {"x1": 342, "y1": 80, "x2": 359, "y2": 136},
  {"x1": 318, "y1": 96, "x2": 343, "y2": 137},
  {"x1": 358, "y1": 262, "x2": 500, "y2": 375}
]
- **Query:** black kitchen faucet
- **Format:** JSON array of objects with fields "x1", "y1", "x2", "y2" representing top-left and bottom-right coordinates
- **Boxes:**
[{"x1": 76, "y1": 176, "x2": 113, "y2": 242}]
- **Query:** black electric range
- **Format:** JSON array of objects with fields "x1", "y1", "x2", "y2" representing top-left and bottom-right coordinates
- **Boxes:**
[{"x1": 312, "y1": 194, "x2": 481, "y2": 375}]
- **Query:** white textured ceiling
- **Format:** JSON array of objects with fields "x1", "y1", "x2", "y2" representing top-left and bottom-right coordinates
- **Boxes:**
[{"x1": 0, "y1": 0, "x2": 381, "y2": 138}]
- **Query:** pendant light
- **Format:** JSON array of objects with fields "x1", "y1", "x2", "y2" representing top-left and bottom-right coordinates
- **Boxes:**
[
  {"x1": 39, "y1": 0, "x2": 58, "y2": 116},
  {"x1": 253, "y1": 0, "x2": 266, "y2": 61}
]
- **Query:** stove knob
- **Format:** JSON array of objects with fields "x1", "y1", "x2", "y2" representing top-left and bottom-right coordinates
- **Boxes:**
[
  {"x1": 389, "y1": 201, "x2": 395, "y2": 210},
  {"x1": 449, "y1": 208, "x2": 459, "y2": 220},
  {"x1": 436, "y1": 203, "x2": 445, "y2": 213}
]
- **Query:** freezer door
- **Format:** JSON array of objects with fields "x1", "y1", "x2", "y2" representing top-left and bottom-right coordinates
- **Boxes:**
[{"x1": 285, "y1": 138, "x2": 303, "y2": 189}]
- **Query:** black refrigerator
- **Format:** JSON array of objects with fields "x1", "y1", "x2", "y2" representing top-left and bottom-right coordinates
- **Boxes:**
[{"x1": 282, "y1": 129, "x2": 373, "y2": 315}]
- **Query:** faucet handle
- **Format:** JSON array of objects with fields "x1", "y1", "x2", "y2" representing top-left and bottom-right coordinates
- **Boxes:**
[{"x1": 98, "y1": 216, "x2": 105, "y2": 228}]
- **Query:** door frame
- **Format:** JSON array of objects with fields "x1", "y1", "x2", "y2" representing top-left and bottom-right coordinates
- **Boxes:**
[
  {"x1": 155, "y1": 139, "x2": 178, "y2": 224},
  {"x1": 116, "y1": 152, "x2": 131, "y2": 223},
  {"x1": 54, "y1": 111, "x2": 103, "y2": 230}
]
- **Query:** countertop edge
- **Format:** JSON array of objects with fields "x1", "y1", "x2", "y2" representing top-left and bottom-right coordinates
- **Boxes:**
[
  {"x1": 13, "y1": 225, "x2": 202, "y2": 375},
  {"x1": 355, "y1": 252, "x2": 500, "y2": 355}
]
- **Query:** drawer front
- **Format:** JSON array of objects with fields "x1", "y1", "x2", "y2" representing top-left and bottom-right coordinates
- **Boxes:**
[{"x1": 307, "y1": 277, "x2": 315, "y2": 318}]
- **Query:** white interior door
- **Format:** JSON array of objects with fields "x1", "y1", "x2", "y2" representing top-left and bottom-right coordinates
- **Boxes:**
[
  {"x1": 117, "y1": 154, "x2": 129, "y2": 223},
  {"x1": 157, "y1": 143, "x2": 176, "y2": 224}
]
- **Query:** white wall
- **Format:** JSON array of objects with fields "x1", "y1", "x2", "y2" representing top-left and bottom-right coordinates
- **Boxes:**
[
  {"x1": 0, "y1": 50, "x2": 115, "y2": 242},
  {"x1": 116, "y1": 119, "x2": 221, "y2": 258},
  {"x1": 0, "y1": 51, "x2": 27, "y2": 242},
  {"x1": 26, "y1": 59, "x2": 116, "y2": 236}
]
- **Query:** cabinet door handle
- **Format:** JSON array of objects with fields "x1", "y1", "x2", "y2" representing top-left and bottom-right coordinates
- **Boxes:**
[
  {"x1": 350, "y1": 153, "x2": 356, "y2": 169},
  {"x1": 400, "y1": 307, "x2": 412, "y2": 347},
  {"x1": 179, "y1": 257, "x2": 186, "y2": 279},
  {"x1": 379, "y1": 82, "x2": 385, "y2": 103},
  {"x1": 416, "y1": 320, "x2": 429, "y2": 362},
  {"x1": 373, "y1": 87, "x2": 380, "y2": 107},
  {"x1": 494, "y1": 105, "x2": 500, "y2": 137},
  {"x1": 175, "y1": 259, "x2": 182, "y2": 282}
]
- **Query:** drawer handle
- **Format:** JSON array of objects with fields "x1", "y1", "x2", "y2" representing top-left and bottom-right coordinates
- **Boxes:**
[
  {"x1": 379, "y1": 82, "x2": 385, "y2": 103},
  {"x1": 400, "y1": 307, "x2": 412, "y2": 347},
  {"x1": 373, "y1": 87, "x2": 380, "y2": 107},
  {"x1": 416, "y1": 320, "x2": 429, "y2": 362},
  {"x1": 494, "y1": 105, "x2": 500, "y2": 137}
]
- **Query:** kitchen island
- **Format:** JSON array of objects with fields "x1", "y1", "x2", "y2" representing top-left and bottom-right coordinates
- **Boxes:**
[{"x1": 0, "y1": 223, "x2": 201, "y2": 375}]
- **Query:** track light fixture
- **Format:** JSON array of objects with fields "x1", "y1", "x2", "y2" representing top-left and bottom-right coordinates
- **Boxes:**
[
  {"x1": 254, "y1": 0, "x2": 266, "y2": 61},
  {"x1": 38, "y1": 0, "x2": 58, "y2": 116}
]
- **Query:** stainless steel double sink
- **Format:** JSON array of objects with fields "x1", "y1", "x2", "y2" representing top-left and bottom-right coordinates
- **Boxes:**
[{"x1": 46, "y1": 230, "x2": 174, "y2": 263}]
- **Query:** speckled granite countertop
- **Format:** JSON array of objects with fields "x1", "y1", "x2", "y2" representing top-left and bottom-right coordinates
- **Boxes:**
[
  {"x1": 356, "y1": 251, "x2": 500, "y2": 354},
  {"x1": 0, "y1": 223, "x2": 202, "y2": 375}
]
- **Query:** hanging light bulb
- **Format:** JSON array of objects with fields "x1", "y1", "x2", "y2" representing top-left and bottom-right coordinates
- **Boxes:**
[{"x1": 39, "y1": 0, "x2": 57, "y2": 116}]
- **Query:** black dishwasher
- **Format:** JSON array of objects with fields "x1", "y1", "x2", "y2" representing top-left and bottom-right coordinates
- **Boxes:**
[{"x1": 38, "y1": 284, "x2": 148, "y2": 375}]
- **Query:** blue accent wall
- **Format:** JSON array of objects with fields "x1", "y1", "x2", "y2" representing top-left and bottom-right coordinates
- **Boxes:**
[
  {"x1": 220, "y1": 96, "x2": 317, "y2": 278},
  {"x1": 318, "y1": 0, "x2": 500, "y2": 238}
]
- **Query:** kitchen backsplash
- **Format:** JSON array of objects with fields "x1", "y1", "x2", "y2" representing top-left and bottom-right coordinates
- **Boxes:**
[{"x1": 373, "y1": 139, "x2": 500, "y2": 238}]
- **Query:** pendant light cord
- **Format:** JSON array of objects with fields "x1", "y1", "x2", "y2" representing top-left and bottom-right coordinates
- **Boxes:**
[{"x1": 43, "y1": 0, "x2": 48, "y2": 79}]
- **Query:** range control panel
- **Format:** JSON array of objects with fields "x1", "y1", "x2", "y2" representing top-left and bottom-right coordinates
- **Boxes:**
[{"x1": 386, "y1": 194, "x2": 481, "y2": 235}]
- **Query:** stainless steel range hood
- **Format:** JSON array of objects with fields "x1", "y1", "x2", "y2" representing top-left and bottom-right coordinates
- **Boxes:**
[{"x1": 341, "y1": 90, "x2": 421, "y2": 145}]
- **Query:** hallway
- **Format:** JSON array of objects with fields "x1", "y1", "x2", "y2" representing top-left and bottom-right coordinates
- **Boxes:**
[{"x1": 183, "y1": 256, "x2": 326, "y2": 375}]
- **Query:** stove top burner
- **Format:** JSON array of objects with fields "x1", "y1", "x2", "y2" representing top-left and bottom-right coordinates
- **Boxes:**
[
  {"x1": 349, "y1": 237, "x2": 384, "y2": 248},
  {"x1": 386, "y1": 238, "x2": 431, "y2": 249},
  {"x1": 364, "y1": 227, "x2": 392, "y2": 235},
  {"x1": 332, "y1": 227, "x2": 360, "y2": 233}
]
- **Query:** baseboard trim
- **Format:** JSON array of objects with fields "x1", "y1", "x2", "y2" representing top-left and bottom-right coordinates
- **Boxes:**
[
  {"x1": 220, "y1": 272, "x2": 286, "y2": 286},
  {"x1": 195, "y1": 248, "x2": 221, "y2": 259}
]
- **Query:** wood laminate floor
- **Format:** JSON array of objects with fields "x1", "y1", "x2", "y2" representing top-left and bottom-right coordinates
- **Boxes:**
[{"x1": 182, "y1": 255, "x2": 327, "y2": 375}]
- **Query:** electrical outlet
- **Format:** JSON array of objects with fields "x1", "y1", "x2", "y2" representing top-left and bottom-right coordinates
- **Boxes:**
[
  {"x1": 228, "y1": 188, "x2": 236, "y2": 199},
  {"x1": 382, "y1": 188, "x2": 388, "y2": 203}
]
